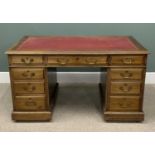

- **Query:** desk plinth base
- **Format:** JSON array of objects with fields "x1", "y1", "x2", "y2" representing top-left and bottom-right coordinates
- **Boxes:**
[
  {"x1": 104, "y1": 111, "x2": 144, "y2": 122},
  {"x1": 12, "y1": 111, "x2": 52, "y2": 121}
]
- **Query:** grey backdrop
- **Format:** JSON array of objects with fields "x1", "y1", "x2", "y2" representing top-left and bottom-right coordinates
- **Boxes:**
[{"x1": 0, "y1": 23, "x2": 154, "y2": 71}]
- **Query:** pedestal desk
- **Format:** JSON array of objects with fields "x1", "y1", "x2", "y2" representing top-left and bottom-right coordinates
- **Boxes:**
[{"x1": 6, "y1": 36, "x2": 148, "y2": 122}]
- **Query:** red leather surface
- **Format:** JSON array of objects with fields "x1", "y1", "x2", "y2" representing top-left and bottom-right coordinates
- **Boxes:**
[{"x1": 16, "y1": 36, "x2": 137, "y2": 51}]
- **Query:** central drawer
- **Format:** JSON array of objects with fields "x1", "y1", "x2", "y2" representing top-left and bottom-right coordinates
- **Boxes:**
[
  {"x1": 14, "y1": 81, "x2": 45, "y2": 94},
  {"x1": 47, "y1": 56, "x2": 107, "y2": 66},
  {"x1": 110, "y1": 81, "x2": 141, "y2": 95},
  {"x1": 14, "y1": 95, "x2": 46, "y2": 111},
  {"x1": 11, "y1": 68, "x2": 44, "y2": 80}
]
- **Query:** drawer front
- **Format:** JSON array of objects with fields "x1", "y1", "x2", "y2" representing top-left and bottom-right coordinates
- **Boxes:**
[
  {"x1": 110, "y1": 68, "x2": 143, "y2": 80},
  {"x1": 80, "y1": 56, "x2": 107, "y2": 65},
  {"x1": 47, "y1": 56, "x2": 74, "y2": 65},
  {"x1": 14, "y1": 81, "x2": 45, "y2": 94},
  {"x1": 110, "y1": 82, "x2": 141, "y2": 95},
  {"x1": 11, "y1": 68, "x2": 44, "y2": 80},
  {"x1": 14, "y1": 95, "x2": 46, "y2": 111},
  {"x1": 108, "y1": 96, "x2": 140, "y2": 111},
  {"x1": 10, "y1": 56, "x2": 43, "y2": 65},
  {"x1": 47, "y1": 56, "x2": 107, "y2": 65},
  {"x1": 111, "y1": 55, "x2": 144, "y2": 65}
]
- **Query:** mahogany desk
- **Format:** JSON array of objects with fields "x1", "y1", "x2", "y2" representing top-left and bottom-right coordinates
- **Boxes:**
[{"x1": 6, "y1": 36, "x2": 148, "y2": 122}]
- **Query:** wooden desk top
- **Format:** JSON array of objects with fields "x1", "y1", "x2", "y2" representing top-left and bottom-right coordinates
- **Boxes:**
[{"x1": 7, "y1": 36, "x2": 148, "y2": 55}]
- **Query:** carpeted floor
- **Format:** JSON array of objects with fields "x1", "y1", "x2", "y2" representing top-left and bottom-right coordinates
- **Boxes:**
[{"x1": 0, "y1": 83, "x2": 155, "y2": 132}]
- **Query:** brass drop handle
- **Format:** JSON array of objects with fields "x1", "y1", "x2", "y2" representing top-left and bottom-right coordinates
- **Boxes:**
[
  {"x1": 57, "y1": 58, "x2": 68, "y2": 65},
  {"x1": 21, "y1": 57, "x2": 34, "y2": 64},
  {"x1": 25, "y1": 98, "x2": 37, "y2": 106},
  {"x1": 119, "y1": 102, "x2": 130, "y2": 108},
  {"x1": 122, "y1": 57, "x2": 134, "y2": 64},
  {"x1": 88, "y1": 61, "x2": 96, "y2": 65},
  {"x1": 22, "y1": 70, "x2": 35, "y2": 78},
  {"x1": 120, "y1": 71, "x2": 133, "y2": 79},
  {"x1": 23, "y1": 83, "x2": 36, "y2": 92},
  {"x1": 86, "y1": 58, "x2": 97, "y2": 65},
  {"x1": 119, "y1": 84, "x2": 132, "y2": 92}
]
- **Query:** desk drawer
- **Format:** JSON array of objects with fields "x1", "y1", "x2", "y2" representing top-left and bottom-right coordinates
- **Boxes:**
[
  {"x1": 108, "y1": 96, "x2": 140, "y2": 111},
  {"x1": 11, "y1": 68, "x2": 44, "y2": 80},
  {"x1": 111, "y1": 55, "x2": 144, "y2": 65},
  {"x1": 47, "y1": 56, "x2": 107, "y2": 65},
  {"x1": 110, "y1": 68, "x2": 143, "y2": 80},
  {"x1": 10, "y1": 56, "x2": 43, "y2": 65},
  {"x1": 14, "y1": 81, "x2": 45, "y2": 94},
  {"x1": 110, "y1": 81, "x2": 141, "y2": 95},
  {"x1": 14, "y1": 95, "x2": 46, "y2": 111}
]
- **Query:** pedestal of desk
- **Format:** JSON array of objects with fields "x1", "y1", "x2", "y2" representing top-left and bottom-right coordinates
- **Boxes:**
[
  {"x1": 103, "y1": 65, "x2": 146, "y2": 122},
  {"x1": 10, "y1": 67, "x2": 58, "y2": 122}
]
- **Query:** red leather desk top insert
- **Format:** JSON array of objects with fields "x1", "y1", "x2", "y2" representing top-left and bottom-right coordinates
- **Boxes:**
[{"x1": 16, "y1": 36, "x2": 138, "y2": 51}]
